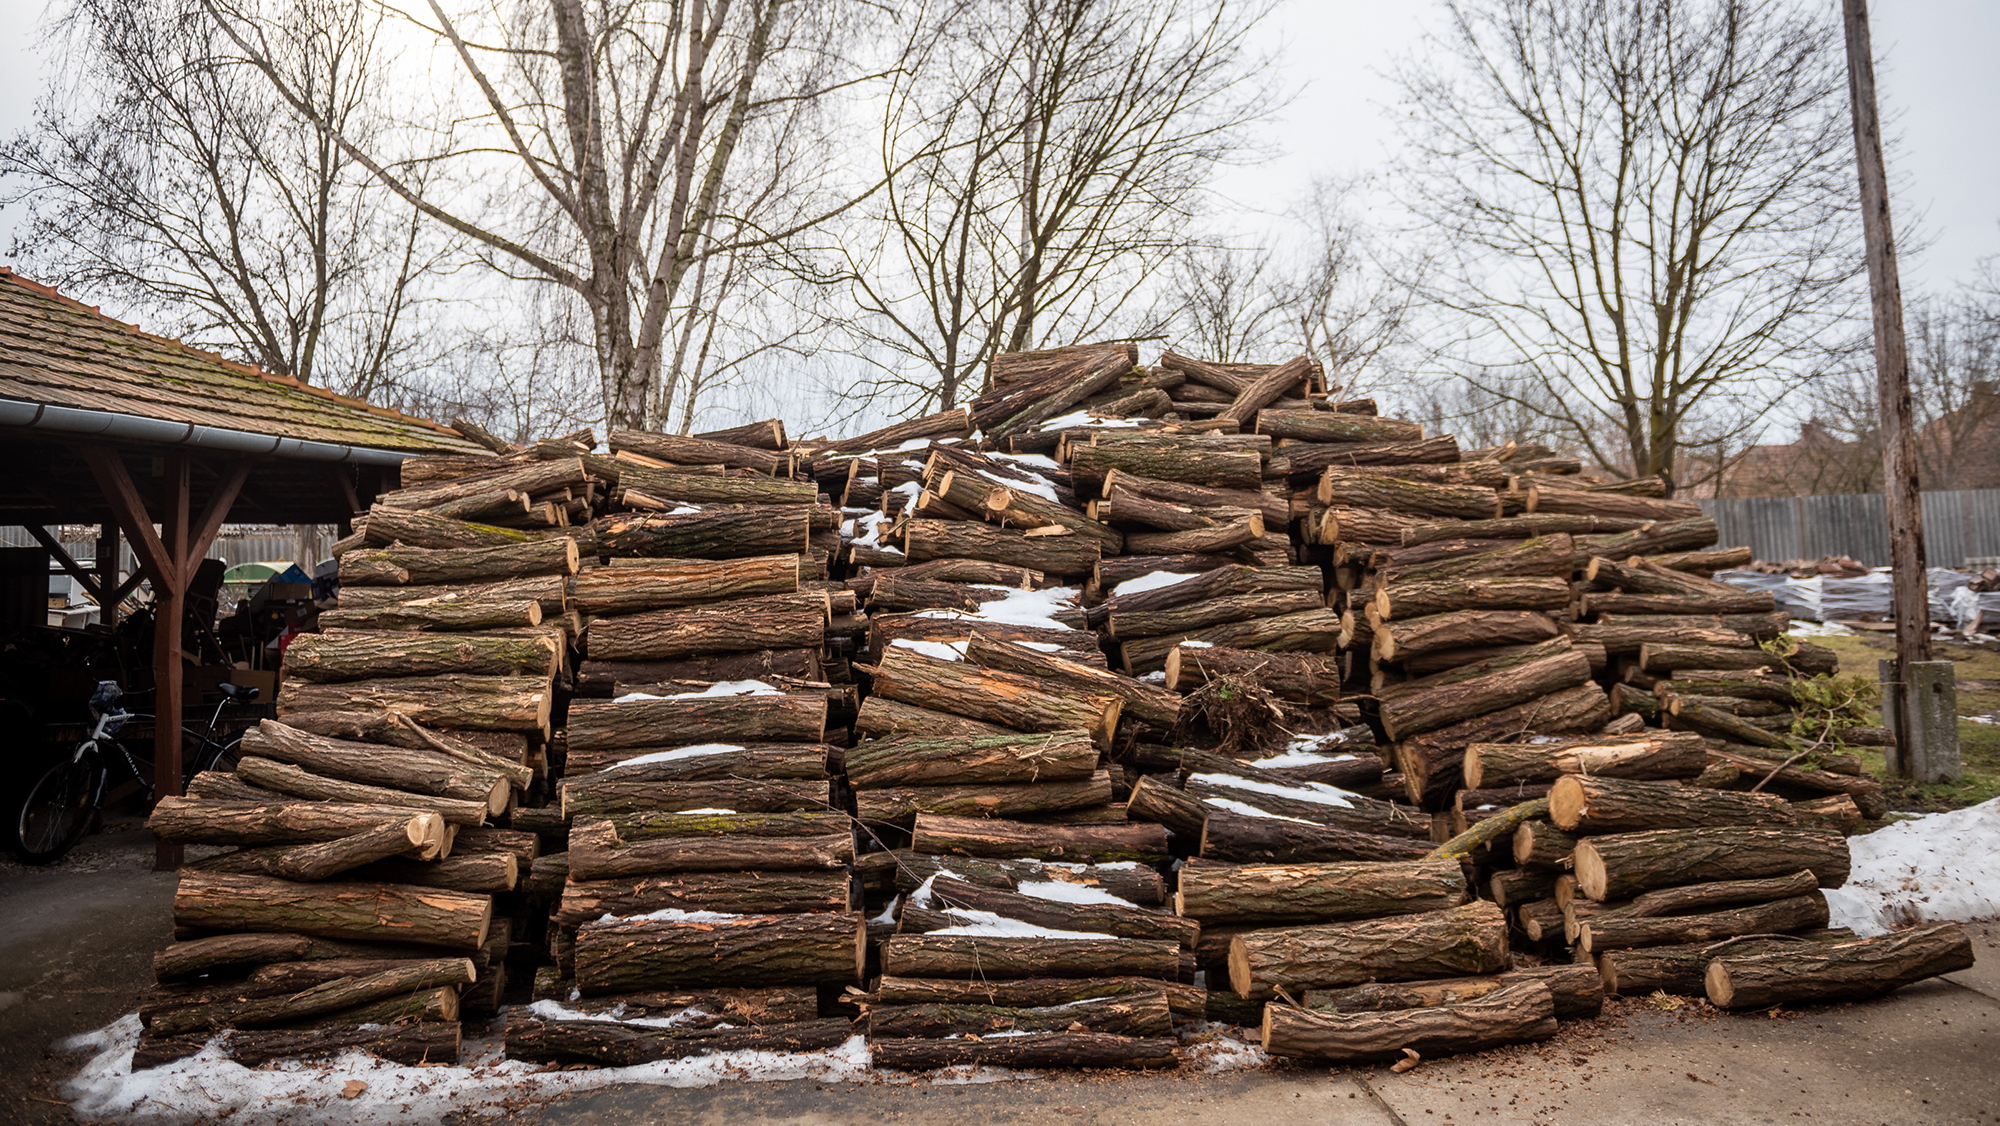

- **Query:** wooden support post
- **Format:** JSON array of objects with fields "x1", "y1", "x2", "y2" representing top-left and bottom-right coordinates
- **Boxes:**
[
  {"x1": 27, "y1": 525, "x2": 107, "y2": 607},
  {"x1": 1844, "y1": 0, "x2": 1952, "y2": 780},
  {"x1": 97, "y1": 524, "x2": 122, "y2": 625}
]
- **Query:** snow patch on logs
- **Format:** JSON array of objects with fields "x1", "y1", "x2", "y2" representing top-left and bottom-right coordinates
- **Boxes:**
[
  {"x1": 1014, "y1": 880, "x2": 1139, "y2": 908},
  {"x1": 914, "y1": 586, "x2": 1082, "y2": 631},
  {"x1": 615, "y1": 680, "x2": 783, "y2": 703},
  {"x1": 1111, "y1": 571, "x2": 1201, "y2": 597},
  {"x1": 1202, "y1": 797, "x2": 1319, "y2": 825},
  {"x1": 602, "y1": 745, "x2": 746, "y2": 772},
  {"x1": 925, "y1": 908, "x2": 1120, "y2": 941},
  {"x1": 1186, "y1": 772, "x2": 1359, "y2": 810},
  {"x1": 527, "y1": 999, "x2": 718, "y2": 1030},
  {"x1": 890, "y1": 639, "x2": 967, "y2": 661},
  {"x1": 1823, "y1": 796, "x2": 2000, "y2": 935}
]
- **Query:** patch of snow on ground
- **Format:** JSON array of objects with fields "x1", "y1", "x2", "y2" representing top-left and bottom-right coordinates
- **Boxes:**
[
  {"x1": 61, "y1": 1017, "x2": 876, "y2": 1126},
  {"x1": 1823, "y1": 796, "x2": 2000, "y2": 935},
  {"x1": 1187, "y1": 771, "x2": 1358, "y2": 809},
  {"x1": 890, "y1": 638, "x2": 966, "y2": 661},
  {"x1": 527, "y1": 1000, "x2": 717, "y2": 1029},
  {"x1": 1014, "y1": 879, "x2": 1137, "y2": 907},
  {"x1": 604, "y1": 744, "x2": 744, "y2": 771},
  {"x1": 926, "y1": 1064, "x2": 1037, "y2": 1084},
  {"x1": 1110, "y1": 571, "x2": 1198, "y2": 598},
  {"x1": 1788, "y1": 620, "x2": 1857, "y2": 637}
]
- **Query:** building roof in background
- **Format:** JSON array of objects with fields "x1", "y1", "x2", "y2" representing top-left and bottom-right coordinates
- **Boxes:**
[{"x1": 0, "y1": 268, "x2": 484, "y2": 456}]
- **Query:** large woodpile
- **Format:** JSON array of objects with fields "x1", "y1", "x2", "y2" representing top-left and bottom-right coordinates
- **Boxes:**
[{"x1": 135, "y1": 346, "x2": 1972, "y2": 1075}]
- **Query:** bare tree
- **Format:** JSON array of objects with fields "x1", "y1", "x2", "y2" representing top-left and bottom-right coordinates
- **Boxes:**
[
  {"x1": 0, "y1": 0, "x2": 448, "y2": 400},
  {"x1": 827, "y1": 0, "x2": 1275, "y2": 415},
  {"x1": 1392, "y1": 0, "x2": 1864, "y2": 491},
  {"x1": 202, "y1": 0, "x2": 886, "y2": 431}
]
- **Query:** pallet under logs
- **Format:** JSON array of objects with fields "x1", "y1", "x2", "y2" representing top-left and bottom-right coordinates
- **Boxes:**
[{"x1": 129, "y1": 355, "x2": 1962, "y2": 1078}]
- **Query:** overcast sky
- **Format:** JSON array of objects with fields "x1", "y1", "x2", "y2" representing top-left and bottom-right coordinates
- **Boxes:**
[{"x1": 0, "y1": 0, "x2": 1994, "y2": 299}]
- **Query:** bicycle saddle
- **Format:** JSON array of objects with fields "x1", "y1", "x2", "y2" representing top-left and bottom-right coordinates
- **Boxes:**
[{"x1": 217, "y1": 683, "x2": 261, "y2": 702}]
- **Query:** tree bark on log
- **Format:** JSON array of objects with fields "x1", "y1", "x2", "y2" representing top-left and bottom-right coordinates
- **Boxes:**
[
  {"x1": 1550, "y1": 775, "x2": 1795, "y2": 832},
  {"x1": 235, "y1": 757, "x2": 496, "y2": 825},
  {"x1": 854, "y1": 697, "x2": 1016, "y2": 740},
  {"x1": 1104, "y1": 564, "x2": 1321, "y2": 615},
  {"x1": 1379, "y1": 650, "x2": 1593, "y2": 742},
  {"x1": 277, "y1": 676, "x2": 551, "y2": 735},
  {"x1": 1373, "y1": 535, "x2": 1576, "y2": 587},
  {"x1": 911, "y1": 814, "x2": 1169, "y2": 864},
  {"x1": 145, "y1": 956, "x2": 477, "y2": 1037},
  {"x1": 1117, "y1": 609, "x2": 1343, "y2": 675},
  {"x1": 1123, "y1": 775, "x2": 1207, "y2": 836},
  {"x1": 255, "y1": 818, "x2": 443, "y2": 882},
  {"x1": 900, "y1": 518, "x2": 1102, "y2": 575},
  {"x1": 1173, "y1": 857, "x2": 1465, "y2": 925},
  {"x1": 870, "y1": 1033, "x2": 1179, "y2": 1071},
  {"x1": 1318, "y1": 471, "x2": 1501, "y2": 520},
  {"x1": 1604, "y1": 870, "x2": 1822, "y2": 920},
  {"x1": 565, "y1": 743, "x2": 830, "y2": 779},
  {"x1": 360, "y1": 507, "x2": 564, "y2": 552},
  {"x1": 336, "y1": 853, "x2": 518, "y2": 894},
  {"x1": 608, "y1": 429, "x2": 793, "y2": 475},
  {"x1": 1371, "y1": 577, "x2": 1572, "y2": 622},
  {"x1": 174, "y1": 870, "x2": 490, "y2": 951},
  {"x1": 855, "y1": 774, "x2": 1115, "y2": 823},
  {"x1": 1198, "y1": 810, "x2": 1432, "y2": 865},
  {"x1": 571, "y1": 555, "x2": 800, "y2": 615},
  {"x1": 1376, "y1": 637, "x2": 1580, "y2": 701},
  {"x1": 1463, "y1": 733, "x2": 1709, "y2": 790},
  {"x1": 1573, "y1": 827, "x2": 1851, "y2": 901},
  {"x1": 873, "y1": 975, "x2": 1202, "y2": 1018},
  {"x1": 1512, "y1": 822, "x2": 1579, "y2": 869},
  {"x1": 1581, "y1": 895, "x2": 1831, "y2": 953},
  {"x1": 1181, "y1": 773, "x2": 1430, "y2": 841},
  {"x1": 567, "y1": 819, "x2": 851, "y2": 880},
  {"x1": 1228, "y1": 902, "x2": 1511, "y2": 996},
  {"x1": 1391, "y1": 683, "x2": 1612, "y2": 806},
  {"x1": 1596, "y1": 931, "x2": 1857, "y2": 996},
  {"x1": 315, "y1": 600, "x2": 543, "y2": 633},
  {"x1": 1706, "y1": 749, "x2": 1887, "y2": 818},
  {"x1": 585, "y1": 598, "x2": 826, "y2": 661},
  {"x1": 816, "y1": 407, "x2": 973, "y2": 454},
  {"x1": 1373, "y1": 610, "x2": 1560, "y2": 663},
  {"x1": 560, "y1": 779, "x2": 833, "y2": 821},
  {"x1": 503, "y1": 1015, "x2": 851, "y2": 1066},
  {"x1": 136, "y1": 1022, "x2": 461, "y2": 1071},
  {"x1": 962, "y1": 636, "x2": 1181, "y2": 730},
  {"x1": 1097, "y1": 470, "x2": 1288, "y2": 526},
  {"x1": 1528, "y1": 487, "x2": 1703, "y2": 521},
  {"x1": 1567, "y1": 623, "x2": 1757, "y2": 655},
  {"x1": 866, "y1": 647, "x2": 1121, "y2": 744},
  {"x1": 1584, "y1": 590, "x2": 1778, "y2": 616},
  {"x1": 879, "y1": 935, "x2": 1180, "y2": 981},
  {"x1": 573, "y1": 912, "x2": 865, "y2": 994},
  {"x1": 285, "y1": 630, "x2": 560, "y2": 684},
  {"x1": 1303, "y1": 964, "x2": 1602, "y2": 1021},
  {"x1": 1123, "y1": 514, "x2": 1265, "y2": 556},
  {"x1": 576, "y1": 652, "x2": 823, "y2": 698},
  {"x1": 1067, "y1": 445, "x2": 1266, "y2": 493},
  {"x1": 591, "y1": 508, "x2": 812, "y2": 559},
  {"x1": 337, "y1": 576, "x2": 568, "y2": 616},
  {"x1": 1397, "y1": 514, "x2": 1646, "y2": 546},
  {"x1": 378, "y1": 458, "x2": 588, "y2": 511},
  {"x1": 555, "y1": 871, "x2": 852, "y2": 926},
  {"x1": 1638, "y1": 546, "x2": 1755, "y2": 572},
  {"x1": 867, "y1": 993, "x2": 1172, "y2": 1039},
  {"x1": 1164, "y1": 645, "x2": 1341, "y2": 705},
  {"x1": 1256, "y1": 410, "x2": 1421, "y2": 444},
  {"x1": 1282, "y1": 437, "x2": 1463, "y2": 477},
  {"x1": 149, "y1": 796, "x2": 450, "y2": 846},
  {"x1": 568, "y1": 695, "x2": 827, "y2": 752},
  {"x1": 1704, "y1": 923, "x2": 1975, "y2": 1009},
  {"x1": 616, "y1": 467, "x2": 817, "y2": 507},
  {"x1": 242, "y1": 721, "x2": 512, "y2": 806},
  {"x1": 1107, "y1": 589, "x2": 1320, "y2": 639},
  {"x1": 1261, "y1": 980, "x2": 1555, "y2": 1062}
]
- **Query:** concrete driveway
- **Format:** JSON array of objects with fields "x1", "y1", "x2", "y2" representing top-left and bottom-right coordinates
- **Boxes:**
[{"x1": 1, "y1": 824, "x2": 1994, "y2": 1125}]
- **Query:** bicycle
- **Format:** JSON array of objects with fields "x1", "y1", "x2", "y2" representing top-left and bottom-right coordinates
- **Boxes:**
[{"x1": 10, "y1": 679, "x2": 258, "y2": 864}]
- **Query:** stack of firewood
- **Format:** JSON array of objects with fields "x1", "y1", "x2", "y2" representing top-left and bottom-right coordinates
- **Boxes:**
[{"x1": 134, "y1": 713, "x2": 539, "y2": 1068}]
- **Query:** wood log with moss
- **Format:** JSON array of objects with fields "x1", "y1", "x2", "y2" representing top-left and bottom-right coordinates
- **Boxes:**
[
  {"x1": 1173, "y1": 857, "x2": 1465, "y2": 926},
  {"x1": 567, "y1": 694, "x2": 826, "y2": 753},
  {"x1": 359, "y1": 506, "x2": 564, "y2": 553},
  {"x1": 1703, "y1": 923, "x2": 1975, "y2": 1009},
  {"x1": 1261, "y1": 979, "x2": 1555, "y2": 1062},
  {"x1": 573, "y1": 912, "x2": 865, "y2": 994},
  {"x1": 865, "y1": 646, "x2": 1121, "y2": 744},
  {"x1": 174, "y1": 870, "x2": 490, "y2": 951},
  {"x1": 1228, "y1": 901, "x2": 1510, "y2": 996},
  {"x1": 911, "y1": 814, "x2": 1168, "y2": 864},
  {"x1": 1572, "y1": 826, "x2": 1851, "y2": 901},
  {"x1": 283, "y1": 630, "x2": 560, "y2": 684},
  {"x1": 277, "y1": 675, "x2": 550, "y2": 735}
]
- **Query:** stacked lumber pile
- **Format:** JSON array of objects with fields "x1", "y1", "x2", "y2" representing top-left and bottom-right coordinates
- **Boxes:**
[{"x1": 134, "y1": 714, "x2": 538, "y2": 1067}]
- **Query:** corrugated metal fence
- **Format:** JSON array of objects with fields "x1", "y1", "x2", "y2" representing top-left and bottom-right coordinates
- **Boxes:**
[
  {"x1": 1697, "y1": 490, "x2": 2000, "y2": 567},
  {"x1": 0, "y1": 526, "x2": 332, "y2": 575}
]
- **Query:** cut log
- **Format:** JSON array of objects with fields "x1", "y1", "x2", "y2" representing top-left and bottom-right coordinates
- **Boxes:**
[
  {"x1": 1392, "y1": 682, "x2": 1612, "y2": 806},
  {"x1": 856, "y1": 774, "x2": 1114, "y2": 823},
  {"x1": 568, "y1": 819, "x2": 851, "y2": 880},
  {"x1": 174, "y1": 870, "x2": 490, "y2": 951},
  {"x1": 593, "y1": 810, "x2": 850, "y2": 842},
  {"x1": 1107, "y1": 588, "x2": 1320, "y2": 640},
  {"x1": 1262, "y1": 980, "x2": 1555, "y2": 1062},
  {"x1": 566, "y1": 742, "x2": 830, "y2": 779},
  {"x1": 150, "y1": 796, "x2": 445, "y2": 846},
  {"x1": 1528, "y1": 486, "x2": 1703, "y2": 521},
  {"x1": 1373, "y1": 610, "x2": 1559, "y2": 663},
  {"x1": 337, "y1": 576, "x2": 567, "y2": 615},
  {"x1": 241, "y1": 721, "x2": 511, "y2": 806},
  {"x1": 925, "y1": 878, "x2": 1198, "y2": 947},
  {"x1": 873, "y1": 975, "x2": 1200, "y2": 1018},
  {"x1": 315, "y1": 599, "x2": 542, "y2": 633},
  {"x1": 577, "y1": 650, "x2": 822, "y2": 695},
  {"x1": 1098, "y1": 470, "x2": 1288, "y2": 526},
  {"x1": 609, "y1": 428, "x2": 793, "y2": 475},
  {"x1": 867, "y1": 993, "x2": 1172, "y2": 1039},
  {"x1": 1512, "y1": 822, "x2": 1580, "y2": 869},
  {"x1": 1572, "y1": 827, "x2": 1851, "y2": 901},
  {"x1": 574, "y1": 912, "x2": 864, "y2": 994},
  {"x1": 1371, "y1": 577, "x2": 1572, "y2": 622},
  {"x1": 1181, "y1": 771, "x2": 1430, "y2": 841},
  {"x1": 1463, "y1": 732, "x2": 1710, "y2": 790},
  {"x1": 1397, "y1": 514, "x2": 1645, "y2": 546},
  {"x1": 1549, "y1": 775, "x2": 1795, "y2": 833},
  {"x1": 1117, "y1": 609, "x2": 1343, "y2": 674},
  {"x1": 277, "y1": 675, "x2": 550, "y2": 735},
  {"x1": 866, "y1": 647, "x2": 1121, "y2": 744},
  {"x1": 235, "y1": 757, "x2": 494, "y2": 825},
  {"x1": 555, "y1": 871, "x2": 851, "y2": 925},
  {"x1": 1378, "y1": 650, "x2": 1593, "y2": 742},
  {"x1": 561, "y1": 779, "x2": 832, "y2": 821},
  {"x1": 1487, "y1": 868, "x2": 1555, "y2": 907},
  {"x1": 1228, "y1": 901, "x2": 1511, "y2": 996},
  {"x1": 503, "y1": 1015, "x2": 852, "y2": 1066},
  {"x1": 571, "y1": 555, "x2": 800, "y2": 615},
  {"x1": 1704, "y1": 923, "x2": 1975, "y2": 1009},
  {"x1": 1584, "y1": 590, "x2": 1777, "y2": 616},
  {"x1": 1597, "y1": 930, "x2": 1858, "y2": 996},
  {"x1": 1256, "y1": 410, "x2": 1421, "y2": 444},
  {"x1": 1374, "y1": 535, "x2": 1576, "y2": 586},
  {"x1": 1303, "y1": 964, "x2": 1602, "y2": 1021},
  {"x1": 817, "y1": 407, "x2": 973, "y2": 454},
  {"x1": 592, "y1": 508, "x2": 810, "y2": 559},
  {"x1": 362, "y1": 507, "x2": 562, "y2": 552},
  {"x1": 586, "y1": 598, "x2": 825, "y2": 661},
  {"x1": 146, "y1": 958, "x2": 477, "y2": 1036},
  {"x1": 869, "y1": 1032, "x2": 1178, "y2": 1071},
  {"x1": 1198, "y1": 809, "x2": 1431, "y2": 865},
  {"x1": 1164, "y1": 644, "x2": 1341, "y2": 705},
  {"x1": 1705, "y1": 749, "x2": 1888, "y2": 818},
  {"x1": 879, "y1": 935, "x2": 1180, "y2": 981},
  {"x1": 1581, "y1": 895, "x2": 1831, "y2": 953},
  {"x1": 284, "y1": 630, "x2": 559, "y2": 684},
  {"x1": 854, "y1": 697, "x2": 1015, "y2": 740},
  {"x1": 1609, "y1": 870, "x2": 1822, "y2": 920},
  {"x1": 911, "y1": 814, "x2": 1168, "y2": 864},
  {"x1": 1639, "y1": 546, "x2": 1756, "y2": 573},
  {"x1": 264, "y1": 818, "x2": 443, "y2": 882},
  {"x1": 1282, "y1": 437, "x2": 1463, "y2": 477},
  {"x1": 1377, "y1": 636, "x2": 1580, "y2": 697},
  {"x1": 1123, "y1": 513, "x2": 1265, "y2": 556},
  {"x1": 901, "y1": 518, "x2": 1101, "y2": 575},
  {"x1": 1319, "y1": 471, "x2": 1501, "y2": 519},
  {"x1": 340, "y1": 853, "x2": 518, "y2": 893},
  {"x1": 1068, "y1": 445, "x2": 1265, "y2": 492},
  {"x1": 568, "y1": 694, "x2": 826, "y2": 752},
  {"x1": 1122, "y1": 774, "x2": 1207, "y2": 836},
  {"x1": 1173, "y1": 857, "x2": 1465, "y2": 925}
]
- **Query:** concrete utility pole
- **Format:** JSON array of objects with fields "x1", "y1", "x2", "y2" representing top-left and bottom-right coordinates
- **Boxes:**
[{"x1": 1842, "y1": 0, "x2": 1960, "y2": 782}]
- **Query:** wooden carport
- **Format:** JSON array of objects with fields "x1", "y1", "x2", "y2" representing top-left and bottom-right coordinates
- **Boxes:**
[{"x1": 0, "y1": 268, "x2": 486, "y2": 868}]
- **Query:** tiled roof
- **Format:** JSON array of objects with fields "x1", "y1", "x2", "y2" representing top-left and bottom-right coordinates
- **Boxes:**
[{"x1": 0, "y1": 268, "x2": 485, "y2": 455}]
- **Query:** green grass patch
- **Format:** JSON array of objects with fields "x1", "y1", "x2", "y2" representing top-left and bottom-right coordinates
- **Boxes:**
[{"x1": 1804, "y1": 628, "x2": 2000, "y2": 813}]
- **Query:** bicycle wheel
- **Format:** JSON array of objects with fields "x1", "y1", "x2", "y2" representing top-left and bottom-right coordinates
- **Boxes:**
[
  {"x1": 182, "y1": 729, "x2": 242, "y2": 783},
  {"x1": 13, "y1": 752, "x2": 105, "y2": 864}
]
